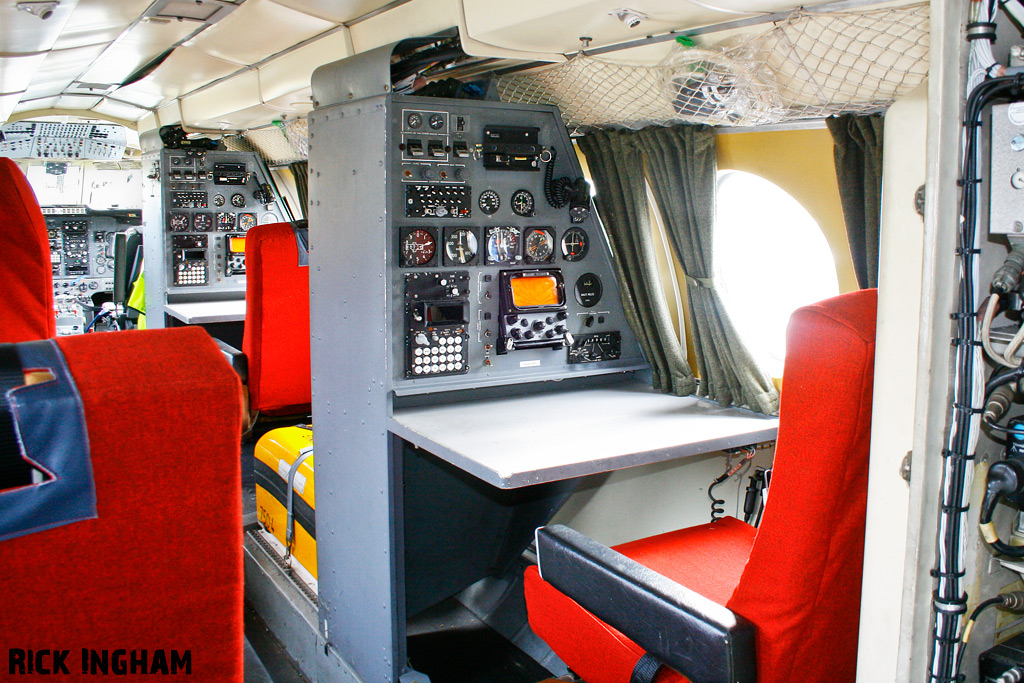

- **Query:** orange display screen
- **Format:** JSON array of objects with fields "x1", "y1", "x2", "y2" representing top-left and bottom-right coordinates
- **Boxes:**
[
  {"x1": 510, "y1": 275, "x2": 560, "y2": 308},
  {"x1": 229, "y1": 236, "x2": 246, "y2": 253}
]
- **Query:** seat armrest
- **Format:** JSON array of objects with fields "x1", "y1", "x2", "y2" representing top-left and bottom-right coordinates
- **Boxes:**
[
  {"x1": 536, "y1": 524, "x2": 756, "y2": 683},
  {"x1": 214, "y1": 338, "x2": 248, "y2": 383}
]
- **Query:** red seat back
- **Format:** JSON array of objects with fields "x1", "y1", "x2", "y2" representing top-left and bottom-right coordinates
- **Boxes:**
[
  {"x1": 0, "y1": 158, "x2": 55, "y2": 342},
  {"x1": 0, "y1": 328, "x2": 244, "y2": 680},
  {"x1": 726, "y1": 289, "x2": 877, "y2": 683},
  {"x1": 242, "y1": 222, "x2": 311, "y2": 414}
]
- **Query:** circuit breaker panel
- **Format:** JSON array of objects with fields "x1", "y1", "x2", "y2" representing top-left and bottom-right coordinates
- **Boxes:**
[
  {"x1": 386, "y1": 98, "x2": 646, "y2": 392},
  {"x1": 141, "y1": 148, "x2": 288, "y2": 325}
]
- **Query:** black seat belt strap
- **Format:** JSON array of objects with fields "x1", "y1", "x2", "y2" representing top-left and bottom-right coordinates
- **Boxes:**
[
  {"x1": 631, "y1": 652, "x2": 664, "y2": 683},
  {"x1": 0, "y1": 344, "x2": 32, "y2": 490}
]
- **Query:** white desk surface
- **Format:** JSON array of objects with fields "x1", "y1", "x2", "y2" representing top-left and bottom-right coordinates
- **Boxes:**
[
  {"x1": 164, "y1": 300, "x2": 246, "y2": 324},
  {"x1": 388, "y1": 378, "x2": 779, "y2": 489}
]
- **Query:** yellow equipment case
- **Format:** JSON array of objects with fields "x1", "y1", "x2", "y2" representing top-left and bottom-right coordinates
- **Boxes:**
[{"x1": 254, "y1": 426, "x2": 317, "y2": 581}]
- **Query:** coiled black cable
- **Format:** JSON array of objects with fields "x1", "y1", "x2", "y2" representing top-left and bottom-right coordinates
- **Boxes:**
[
  {"x1": 707, "y1": 474, "x2": 727, "y2": 522},
  {"x1": 543, "y1": 147, "x2": 574, "y2": 208}
]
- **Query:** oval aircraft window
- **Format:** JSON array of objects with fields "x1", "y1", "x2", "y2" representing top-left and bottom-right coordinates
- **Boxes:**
[{"x1": 713, "y1": 170, "x2": 839, "y2": 377}]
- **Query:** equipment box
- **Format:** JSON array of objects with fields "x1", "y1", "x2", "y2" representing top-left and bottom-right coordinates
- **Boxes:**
[{"x1": 254, "y1": 426, "x2": 317, "y2": 586}]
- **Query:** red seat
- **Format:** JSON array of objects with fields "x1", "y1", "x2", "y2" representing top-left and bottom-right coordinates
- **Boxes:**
[
  {"x1": 525, "y1": 289, "x2": 877, "y2": 683},
  {"x1": 241, "y1": 222, "x2": 311, "y2": 415},
  {"x1": 0, "y1": 328, "x2": 245, "y2": 681},
  {"x1": 0, "y1": 158, "x2": 54, "y2": 342}
]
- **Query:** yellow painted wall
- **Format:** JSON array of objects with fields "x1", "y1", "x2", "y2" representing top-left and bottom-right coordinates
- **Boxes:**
[{"x1": 715, "y1": 127, "x2": 859, "y2": 294}]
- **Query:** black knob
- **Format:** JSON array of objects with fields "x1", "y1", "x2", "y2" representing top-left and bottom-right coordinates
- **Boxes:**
[
  {"x1": 556, "y1": 311, "x2": 568, "y2": 321},
  {"x1": 555, "y1": 325, "x2": 567, "y2": 334},
  {"x1": 544, "y1": 330, "x2": 556, "y2": 339},
  {"x1": 510, "y1": 328, "x2": 523, "y2": 339},
  {"x1": 521, "y1": 319, "x2": 529, "y2": 327},
  {"x1": 545, "y1": 316, "x2": 554, "y2": 324},
  {"x1": 506, "y1": 314, "x2": 519, "y2": 325},
  {"x1": 524, "y1": 330, "x2": 535, "y2": 339},
  {"x1": 532, "y1": 320, "x2": 545, "y2": 331}
]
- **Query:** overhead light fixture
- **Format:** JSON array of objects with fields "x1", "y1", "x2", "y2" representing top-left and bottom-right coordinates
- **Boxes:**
[
  {"x1": 142, "y1": 0, "x2": 239, "y2": 24},
  {"x1": 16, "y1": 1, "x2": 59, "y2": 20},
  {"x1": 609, "y1": 8, "x2": 649, "y2": 28}
]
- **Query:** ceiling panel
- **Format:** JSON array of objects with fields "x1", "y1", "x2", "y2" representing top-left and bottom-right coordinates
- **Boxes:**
[
  {"x1": 0, "y1": 0, "x2": 79, "y2": 53},
  {"x1": 52, "y1": 0, "x2": 152, "y2": 50},
  {"x1": 54, "y1": 94, "x2": 103, "y2": 109},
  {"x1": 261, "y1": 87, "x2": 315, "y2": 114},
  {"x1": 349, "y1": 0, "x2": 455, "y2": 54},
  {"x1": 31, "y1": 42, "x2": 109, "y2": 85},
  {"x1": 12, "y1": 95, "x2": 58, "y2": 113},
  {"x1": 180, "y1": 70, "x2": 262, "y2": 126},
  {"x1": 461, "y1": 0, "x2": 837, "y2": 56},
  {"x1": 268, "y1": 0, "x2": 396, "y2": 23},
  {"x1": 91, "y1": 98, "x2": 149, "y2": 122},
  {"x1": 107, "y1": 87, "x2": 165, "y2": 109},
  {"x1": 188, "y1": 0, "x2": 337, "y2": 66},
  {"x1": 0, "y1": 54, "x2": 48, "y2": 94},
  {"x1": 79, "y1": 20, "x2": 201, "y2": 86},
  {"x1": 257, "y1": 29, "x2": 352, "y2": 103},
  {"x1": 188, "y1": 102, "x2": 293, "y2": 131},
  {"x1": 0, "y1": 92, "x2": 27, "y2": 123},
  {"x1": 105, "y1": 47, "x2": 241, "y2": 101}
]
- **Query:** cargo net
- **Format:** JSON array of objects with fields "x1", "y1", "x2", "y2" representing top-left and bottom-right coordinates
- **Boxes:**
[
  {"x1": 225, "y1": 117, "x2": 309, "y2": 165},
  {"x1": 496, "y1": 2, "x2": 929, "y2": 132}
]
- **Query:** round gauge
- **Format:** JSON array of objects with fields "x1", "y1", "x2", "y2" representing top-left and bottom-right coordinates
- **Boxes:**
[
  {"x1": 239, "y1": 213, "x2": 257, "y2": 230},
  {"x1": 511, "y1": 189, "x2": 535, "y2": 217},
  {"x1": 192, "y1": 213, "x2": 213, "y2": 231},
  {"x1": 444, "y1": 229, "x2": 478, "y2": 265},
  {"x1": 407, "y1": 112, "x2": 423, "y2": 129},
  {"x1": 575, "y1": 273, "x2": 603, "y2": 308},
  {"x1": 400, "y1": 228, "x2": 436, "y2": 267},
  {"x1": 213, "y1": 194, "x2": 225, "y2": 207},
  {"x1": 560, "y1": 228, "x2": 589, "y2": 261},
  {"x1": 169, "y1": 213, "x2": 189, "y2": 231},
  {"x1": 524, "y1": 228, "x2": 554, "y2": 263},
  {"x1": 485, "y1": 226, "x2": 521, "y2": 265},
  {"x1": 231, "y1": 193, "x2": 246, "y2": 208},
  {"x1": 261, "y1": 213, "x2": 277, "y2": 224},
  {"x1": 478, "y1": 189, "x2": 500, "y2": 215},
  {"x1": 428, "y1": 114, "x2": 445, "y2": 130}
]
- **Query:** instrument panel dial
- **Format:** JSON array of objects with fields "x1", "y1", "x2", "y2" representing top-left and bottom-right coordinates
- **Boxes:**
[
  {"x1": 400, "y1": 228, "x2": 436, "y2": 267},
  {"x1": 193, "y1": 213, "x2": 213, "y2": 231},
  {"x1": 429, "y1": 114, "x2": 445, "y2": 130},
  {"x1": 169, "y1": 213, "x2": 189, "y2": 232},
  {"x1": 485, "y1": 226, "x2": 521, "y2": 265},
  {"x1": 239, "y1": 213, "x2": 257, "y2": 231},
  {"x1": 407, "y1": 112, "x2": 423, "y2": 129},
  {"x1": 478, "y1": 190, "x2": 500, "y2": 215},
  {"x1": 524, "y1": 228, "x2": 555, "y2": 263},
  {"x1": 230, "y1": 193, "x2": 246, "y2": 208},
  {"x1": 511, "y1": 189, "x2": 535, "y2": 217},
  {"x1": 560, "y1": 227, "x2": 589, "y2": 261},
  {"x1": 444, "y1": 228, "x2": 478, "y2": 265},
  {"x1": 213, "y1": 194, "x2": 225, "y2": 207}
]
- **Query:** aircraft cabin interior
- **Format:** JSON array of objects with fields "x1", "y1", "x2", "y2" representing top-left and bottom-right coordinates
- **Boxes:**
[{"x1": 0, "y1": 1, "x2": 1022, "y2": 682}]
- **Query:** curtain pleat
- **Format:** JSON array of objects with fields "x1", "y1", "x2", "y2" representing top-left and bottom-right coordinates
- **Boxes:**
[
  {"x1": 826, "y1": 114, "x2": 884, "y2": 289},
  {"x1": 635, "y1": 125, "x2": 779, "y2": 415},
  {"x1": 290, "y1": 160, "x2": 309, "y2": 220},
  {"x1": 577, "y1": 132, "x2": 696, "y2": 396}
]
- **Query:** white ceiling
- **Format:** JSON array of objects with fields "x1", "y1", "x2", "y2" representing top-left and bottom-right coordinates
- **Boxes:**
[{"x1": 0, "y1": 0, "x2": 894, "y2": 132}]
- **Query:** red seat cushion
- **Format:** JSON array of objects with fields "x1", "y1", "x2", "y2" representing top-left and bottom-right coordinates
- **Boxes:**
[
  {"x1": 242, "y1": 223, "x2": 311, "y2": 414},
  {"x1": 0, "y1": 158, "x2": 55, "y2": 342},
  {"x1": 0, "y1": 328, "x2": 244, "y2": 681},
  {"x1": 525, "y1": 517, "x2": 756, "y2": 683}
]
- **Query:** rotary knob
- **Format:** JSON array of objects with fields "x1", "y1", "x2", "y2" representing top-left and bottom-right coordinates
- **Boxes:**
[
  {"x1": 524, "y1": 330, "x2": 535, "y2": 340},
  {"x1": 555, "y1": 325, "x2": 567, "y2": 334},
  {"x1": 544, "y1": 329, "x2": 556, "y2": 339},
  {"x1": 532, "y1": 320, "x2": 545, "y2": 331},
  {"x1": 556, "y1": 311, "x2": 568, "y2": 321},
  {"x1": 510, "y1": 328, "x2": 523, "y2": 339}
]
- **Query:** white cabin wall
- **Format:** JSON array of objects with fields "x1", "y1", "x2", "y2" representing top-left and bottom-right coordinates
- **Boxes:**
[
  {"x1": 855, "y1": 81, "x2": 927, "y2": 683},
  {"x1": 550, "y1": 448, "x2": 774, "y2": 547}
]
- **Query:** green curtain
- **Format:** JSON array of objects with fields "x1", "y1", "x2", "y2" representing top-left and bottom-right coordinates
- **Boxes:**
[
  {"x1": 635, "y1": 125, "x2": 779, "y2": 415},
  {"x1": 289, "y1": 160, "x2": 309, "y2": 220},
  {"x1": 826, "y1": 114, "x2": 884, "y2": 289},
  {"x1": 577, "y1": 132, "x2": 696, "y2": 396}
]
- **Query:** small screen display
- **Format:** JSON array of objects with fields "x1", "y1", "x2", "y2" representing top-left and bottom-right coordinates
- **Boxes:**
[
  {"x1": 422, "y1": 302, "x2": 466, "y2": 324},
  {"x1": 229, "y1": 236, "x2": 246, "y2": 253},
  {"x1": 510, "y1": 274, "x2": 561, "y2": 308}
]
